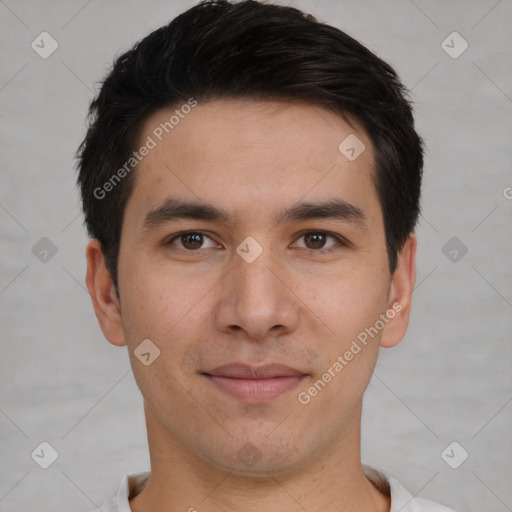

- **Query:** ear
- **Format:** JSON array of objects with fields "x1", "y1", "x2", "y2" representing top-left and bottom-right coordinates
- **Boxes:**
[
  {"x1": 85, "y1": 238, "x2": 126, "y2": 347},
  {"x1": 380, "y1": 233, "x2": 417, "y2": 349}
]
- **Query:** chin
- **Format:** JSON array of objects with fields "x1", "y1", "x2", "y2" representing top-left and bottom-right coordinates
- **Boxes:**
[{"x1": 200, "y1": 433, "x2": 310, "y2": 478}]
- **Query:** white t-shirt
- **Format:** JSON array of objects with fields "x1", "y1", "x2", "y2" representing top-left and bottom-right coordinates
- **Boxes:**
[{"x1": 96, "y1": 465, "x2": 457, "y2": 512}]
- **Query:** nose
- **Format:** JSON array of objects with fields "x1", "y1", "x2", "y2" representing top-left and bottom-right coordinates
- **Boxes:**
[{"x1": 213, "y1": 242, "x2": 300, "y2": 342}]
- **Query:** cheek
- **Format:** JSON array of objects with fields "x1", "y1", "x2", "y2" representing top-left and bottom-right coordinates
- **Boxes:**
[
  {"x1": 120, "y1": 268, "x2": 207, "y2": 406},
  {"x1": 119, "y1": 255, "x2": 210, "y2": 340},
  {"x1": 294, "y1": 275, "x2": 387, "y2": 422},
  {"x1": 299, "y1": 266, "x2": 389, "y2": 343}
]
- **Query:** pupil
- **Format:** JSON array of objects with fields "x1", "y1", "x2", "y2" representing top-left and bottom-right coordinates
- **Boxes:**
[
  {"x1": 183, "y1": 233, "x2": 203, "y2": 249},
  {"x1": 305, "y1": 232, "x2": 325, "y2": 249}
]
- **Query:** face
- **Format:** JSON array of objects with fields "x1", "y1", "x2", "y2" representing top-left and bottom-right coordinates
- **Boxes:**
[{"x1": 87, "y1": 98, "x2": 415, "y2": 476}]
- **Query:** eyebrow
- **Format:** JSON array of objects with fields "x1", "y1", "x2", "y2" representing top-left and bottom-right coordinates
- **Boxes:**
[{"x1": 141, "y1": 197, "x2": 367, "y2": 232}]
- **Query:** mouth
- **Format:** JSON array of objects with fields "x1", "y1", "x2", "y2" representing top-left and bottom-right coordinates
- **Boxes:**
[{"x1": 202, "y1": 363, "x2": 308, "y2": 402}]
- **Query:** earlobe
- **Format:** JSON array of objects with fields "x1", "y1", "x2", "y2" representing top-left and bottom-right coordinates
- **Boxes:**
[
  {"x1": 380, "y1": 234, "x2": 417, "y2": 349},
  {"x1": 85, "y1": 239, "x2": 127, "y2": 347}
]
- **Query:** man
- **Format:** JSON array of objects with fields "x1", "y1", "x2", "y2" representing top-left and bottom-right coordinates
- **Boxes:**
[{"x1": 77, "y1": 1, "x2": 457, "y2": 510}]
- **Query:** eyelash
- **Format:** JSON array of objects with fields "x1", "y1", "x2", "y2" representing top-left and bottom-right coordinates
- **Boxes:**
[{"x1": 165, "y1": 230, "x2": 347, "y2": 254}]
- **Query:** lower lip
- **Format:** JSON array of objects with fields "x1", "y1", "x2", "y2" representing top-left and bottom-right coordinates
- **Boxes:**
[{"x1": 205, "y1": 375, "x2": 306, "y2": 401}]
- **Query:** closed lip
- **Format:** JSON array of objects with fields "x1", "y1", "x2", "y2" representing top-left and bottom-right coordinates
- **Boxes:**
[{"x1": 203, "y1": 363, "x2": 307, "y2": 379}]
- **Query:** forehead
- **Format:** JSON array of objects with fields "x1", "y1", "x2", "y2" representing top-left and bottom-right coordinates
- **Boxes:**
[{"x1": 124, "y1": 98, "x2": 381, "y2": 231}]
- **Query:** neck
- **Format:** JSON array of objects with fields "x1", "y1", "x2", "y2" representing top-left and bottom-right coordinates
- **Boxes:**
[{"x1": 129, "y1": 401, "x2": 390, "y2": 512}]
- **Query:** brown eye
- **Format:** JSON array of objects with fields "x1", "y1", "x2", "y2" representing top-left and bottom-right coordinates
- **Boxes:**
[
  {"x1": 180, "y1": 232, "x2": 204, "y2": 250},
  {"x1": 167, "y1": 231, "x2": 218, "y2": 251},
  {"x1": 293, "y1": 231, "x2": 344, "y2": 252},
  {"x1": 304, "y1": 232, "x2": 328, "y2": 249}
]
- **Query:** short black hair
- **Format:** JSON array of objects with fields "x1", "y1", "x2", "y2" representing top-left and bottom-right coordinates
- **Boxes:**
[{"x1": 76, "y1": 0, "x2": 424, "y2": 294}]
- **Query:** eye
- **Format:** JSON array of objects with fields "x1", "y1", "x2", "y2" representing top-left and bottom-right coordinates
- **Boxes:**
[
  {"x1": 292, "y1": 230, "x2": 344, "y2": 252},
  {"x1": 166, "y1": 231, "x2": 219, "y2": 251},
  {"x1": 165, "y1": 230, "x2": 346, "y2": 253}
]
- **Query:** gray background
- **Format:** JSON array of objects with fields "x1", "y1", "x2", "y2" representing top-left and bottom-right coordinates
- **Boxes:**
[{"x1": 1, "y1": 0, "x2": 511, "y2": 511}]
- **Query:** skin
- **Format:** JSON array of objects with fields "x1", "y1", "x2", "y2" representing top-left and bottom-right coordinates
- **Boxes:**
[{"x1": 86, "y1": 98, "x2": 416, "y2": 512}]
